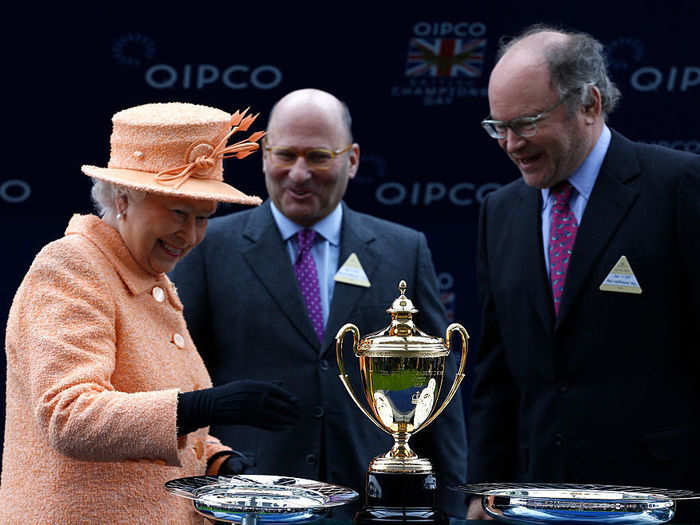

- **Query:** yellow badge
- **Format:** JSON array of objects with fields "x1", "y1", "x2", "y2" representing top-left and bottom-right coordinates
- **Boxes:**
[
  {"x1": 334, "y1": 253, "x2": 371, "y2": 288},
  {"x1": 599, "y1": 255, "x2": 642, "y2": 294}
]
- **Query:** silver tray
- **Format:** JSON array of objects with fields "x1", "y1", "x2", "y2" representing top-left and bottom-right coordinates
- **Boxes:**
[
  {"x1": 165, "y1": 474, "x2": 359, "y2": 524},
  {"x1": 457, "y1": 483, "x2": 700, "y2": 524}
]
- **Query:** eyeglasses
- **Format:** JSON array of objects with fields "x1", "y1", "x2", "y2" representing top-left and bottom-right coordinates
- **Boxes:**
[
  {"x1": 264, "y1": 143, "x2": 353, "y2": 170},
  {"x1": 481, "y1": 97, "x2": 568, "y2": 139}
]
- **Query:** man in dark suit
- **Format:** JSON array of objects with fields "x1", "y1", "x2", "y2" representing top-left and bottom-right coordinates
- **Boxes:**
[
  {"x1": 171, "y1": 88, "x2": 467, "y2": 518},
  {"x1": 467, "y1": 25, "x2": 700, "y2": 520}
]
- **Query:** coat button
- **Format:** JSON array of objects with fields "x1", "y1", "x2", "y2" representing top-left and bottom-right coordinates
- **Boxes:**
[
  {"x1": 319, "y1": 359, "x2": 329, "y2": 371},
  {"x1": 312, "y1": 406, "x2": 324, "y2": 418},
  {"x1": 305, "y1": 453, "x2": 317, "y2": 465},
  {"x1": 173, "y1": 333, "x2": 185, "y2": 348},
  {"x1": 152, "y1": 286, "x2": 165, "y2": 302}
]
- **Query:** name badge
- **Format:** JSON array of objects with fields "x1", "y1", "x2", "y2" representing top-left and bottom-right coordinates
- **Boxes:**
[
  {"x1": 334, "y1": 253, "x2": 371, "y2": 288},
  {"x1": 599, "y1": 255, "x2": 642, "y2": 294}
]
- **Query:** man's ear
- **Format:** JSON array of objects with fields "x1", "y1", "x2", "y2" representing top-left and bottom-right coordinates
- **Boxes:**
[
  {"x1": 347, "y1": 143, "x2": 360, "y2": 180},
  {"x1": 582, "y1": 85, "x2": 602, "y2": 123}
]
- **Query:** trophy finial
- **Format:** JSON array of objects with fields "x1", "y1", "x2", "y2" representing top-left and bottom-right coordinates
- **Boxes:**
[{"x1": 388, "y1": 279, "x2": 418, "y2": 318}]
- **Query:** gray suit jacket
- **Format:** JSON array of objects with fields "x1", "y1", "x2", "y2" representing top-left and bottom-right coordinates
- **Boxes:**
[{"x1": 171, "y1": 201, "x2": 468, "y2": 517}]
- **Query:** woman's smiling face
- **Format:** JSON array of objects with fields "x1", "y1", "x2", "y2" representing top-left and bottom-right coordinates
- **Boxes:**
[{"x1": 117, "y1": 191, "x2": 216, "y2": 275}]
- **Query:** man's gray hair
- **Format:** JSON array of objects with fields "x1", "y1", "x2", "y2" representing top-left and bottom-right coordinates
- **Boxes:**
[{"x1": 498, "y1": 24, "x2": 621, "y2": 117}]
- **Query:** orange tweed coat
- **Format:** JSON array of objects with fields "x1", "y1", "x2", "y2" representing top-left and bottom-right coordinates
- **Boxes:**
[{"x1": 1, "y1": 214, "x2": 230, "y2": 524}]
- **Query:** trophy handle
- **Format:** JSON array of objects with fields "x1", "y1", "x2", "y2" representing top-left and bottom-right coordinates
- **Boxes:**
[
  {"x1": 413, "y1": 322, "x2": 469, "y2": 435},
  {"x1": 335, "y1": 323, "x2": 388, "y2": 434}
]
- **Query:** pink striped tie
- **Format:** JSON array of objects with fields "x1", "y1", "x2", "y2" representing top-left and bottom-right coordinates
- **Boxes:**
[
  {"x1": 549, "y1": 182, "x2": 578, "y2": 316},
  {"x1": 295, "y1": 229, "x2": 324, "y2": 342}
]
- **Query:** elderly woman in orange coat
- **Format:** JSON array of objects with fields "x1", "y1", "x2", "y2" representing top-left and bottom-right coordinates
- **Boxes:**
[{"x1": 0, "y1": 102, "x2": 299, "y2": 524}]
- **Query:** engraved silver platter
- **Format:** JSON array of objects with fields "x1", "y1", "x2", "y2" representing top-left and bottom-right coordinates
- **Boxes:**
[
  {"x1": 166, "y1": 475, "x2": 359, "y2": 524},
  {"x1": 457, "y1": 483, "x2": 700, "y2": 524}
]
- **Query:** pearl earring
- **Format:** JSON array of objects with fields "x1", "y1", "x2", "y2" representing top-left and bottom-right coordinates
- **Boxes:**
[{"x1": 116, "y1": 213, "x2": 123, "y2": 220}]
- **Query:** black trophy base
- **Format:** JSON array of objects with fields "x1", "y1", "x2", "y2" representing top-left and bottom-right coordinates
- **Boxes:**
[{"x1": 353, "y1": 471, "x2": 448, "y2": 525}]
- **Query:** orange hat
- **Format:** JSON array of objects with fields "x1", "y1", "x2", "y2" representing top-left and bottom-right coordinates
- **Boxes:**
[{"x1": 82, "y1": 102, "x2": 264, "y2": 204}]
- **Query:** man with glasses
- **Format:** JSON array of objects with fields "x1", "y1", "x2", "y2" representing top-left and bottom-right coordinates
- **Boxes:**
[
  {"x1": 468, "y1": 25, "x2": 700, "y2": 520},
  {"x1": 171, "y1": 88, "x2": 467, "y2": 518}
]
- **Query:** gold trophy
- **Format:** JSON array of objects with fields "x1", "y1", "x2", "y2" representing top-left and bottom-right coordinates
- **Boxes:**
[{"x1": 335, "y1": 280, "x2": 468, "y2": 522}]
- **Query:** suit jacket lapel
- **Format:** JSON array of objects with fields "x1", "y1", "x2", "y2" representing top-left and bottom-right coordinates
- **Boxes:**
[
  {"x1": 322, "y1": 204, "x2": 380, "y2": 354},
  {"x1": 514, "y1": 184, "x2": 555, "y2": 330},
  {"x1": 240, "y1": 202, "x2": 321, "y2": 351},
  {"x1": 557, "y1": 131, "x2": 641, "y2": 324}
]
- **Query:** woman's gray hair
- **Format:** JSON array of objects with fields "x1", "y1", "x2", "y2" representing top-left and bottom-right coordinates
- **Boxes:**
[
  {"x1": 498, "y1": 24, "x2": 621, "y2": 118},
  {"x1": 90, "y1": 179, "x2": 145, "y2": 217}
]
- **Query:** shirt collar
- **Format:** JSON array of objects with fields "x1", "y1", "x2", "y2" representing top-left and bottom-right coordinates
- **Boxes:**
[
  {"x1": 270, "y1": 201, "x2": 343, "y2": 246},
  {"x1": 542, "y1": 124, "x2": 611, "y2": 206}
]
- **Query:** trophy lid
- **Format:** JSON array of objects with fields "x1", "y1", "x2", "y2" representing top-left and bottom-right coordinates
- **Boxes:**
[{"x1": 356, "y1": 281, "x2": 449, "y2": 357}]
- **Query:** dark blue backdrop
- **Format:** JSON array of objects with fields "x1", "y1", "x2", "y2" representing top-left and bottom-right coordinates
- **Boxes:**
[{"x1": 2, "y1": 3, "x2": 698, "y2": 468}]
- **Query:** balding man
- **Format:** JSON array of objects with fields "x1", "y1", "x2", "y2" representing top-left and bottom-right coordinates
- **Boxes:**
[
  {"x1": 468, "y1": 25, "x2": 700, "y2": 520},
  {"x1": 171, "y1": 89, "x2": 467, "y2": 518}
]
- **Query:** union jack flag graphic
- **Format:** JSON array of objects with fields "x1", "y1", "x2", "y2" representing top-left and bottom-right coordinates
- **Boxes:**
[{"x1": 406, "y1": 38, "x2": 486, "y2": 77}]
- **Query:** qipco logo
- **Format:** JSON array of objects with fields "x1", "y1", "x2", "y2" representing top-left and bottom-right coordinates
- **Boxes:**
[
  {"x1": 654, "y1": 140, "x2": 700, "y2": 154},
  {"x1": 631, "y1": 66, "x2": 700, "y2": 92},
  {"x1": 145, "y1": 64, "x2": 283, "y2": 90},
  {"x1": 412, "y1": 21, "x2": 487, "y2": 38},
  {"x1": 1, "y1": 179, "x2": 31, "y2": 204},
  {"x1": 376, "y1": 181, "x2": 501, "y2": 206}
]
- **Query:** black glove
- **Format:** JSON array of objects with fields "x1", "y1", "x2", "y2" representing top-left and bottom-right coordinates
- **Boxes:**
[
  {"x1": 177, "y1": 380, "x2": 299, "y2": 436},
  {"x1": 209, "y1": 449, "x2": 256, "y2": 476}
]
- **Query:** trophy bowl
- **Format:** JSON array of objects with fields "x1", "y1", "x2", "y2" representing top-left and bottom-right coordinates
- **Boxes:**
[
  {"x1": 165, "y1": 475, "x2": 359, "y2": 524},
  {"x1": 457, "y1": 482, "x2": 700, "y2": 525},
  {"x1": 335, "y1": 280, "x2": 468, "y2": 474}
]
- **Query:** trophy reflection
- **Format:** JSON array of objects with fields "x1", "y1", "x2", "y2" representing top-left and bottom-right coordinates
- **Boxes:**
[{"x1": 335, "y1": 280, "x2": 468, "y2": 523}]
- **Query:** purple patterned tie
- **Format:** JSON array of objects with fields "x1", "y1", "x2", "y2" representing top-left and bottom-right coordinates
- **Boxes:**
[
  {"x1": 549, "y1": 182, "x2": 578, "y2": 316},
  {"x1": 294, "y1": 229, "x2": 324, "y2": 342}
]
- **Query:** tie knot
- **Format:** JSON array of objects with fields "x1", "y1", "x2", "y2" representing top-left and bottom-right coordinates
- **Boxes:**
[
  {"x1": 297, "y1": 229, "x2": 316, "y2": 252},
  {"x1": 551, "y1": 181, "x2": 574, "y2": 206}
]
